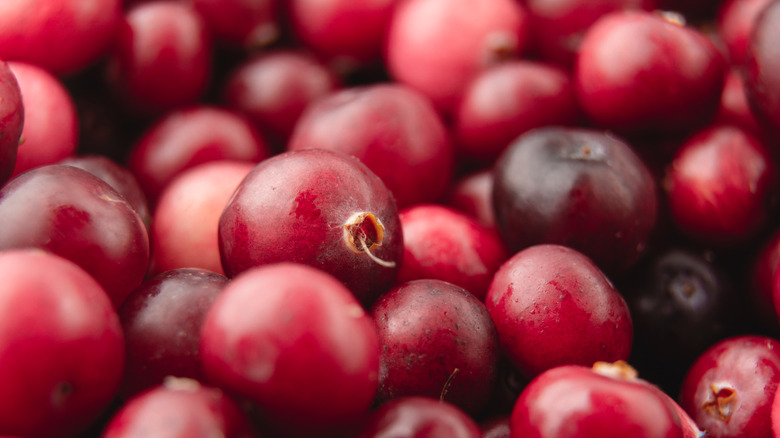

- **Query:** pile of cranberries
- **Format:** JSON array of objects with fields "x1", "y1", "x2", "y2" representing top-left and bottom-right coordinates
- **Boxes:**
[{"x1": 3, "y1": 0, "x2": 780, "y2": 437}]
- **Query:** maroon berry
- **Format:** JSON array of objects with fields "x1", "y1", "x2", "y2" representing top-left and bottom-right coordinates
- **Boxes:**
[
  {"x1": 370, "y1": 279, "x2": 500, "y2": 415},
  {"x1": 745, "y1": 0, "x2": 780, "y2": 135},
  {"x1": 118, "y1": 268, "x2": 228, "y2": 400},
  {"x1": 0, "y1": 250, "x2": 124, "y2": 438},
  {"x1": 510, "y1": 361, "x2": 684, "y2": 438},
  {"x1": 200, "y1": 263, "x2": 380, "y2": 437},
  {"x1": 486, "y1": 244, "x2": 633, "y2": 379},
  {"x1": 288, "y1": 83, "x2": 454, "y2": 208},
  {"x1": 191, "y1": 0, "x2": 280, "y2": 49},
  {"x1": 0, "y1": 61, "x2": 22, "y2": 187},
  {"x1": 447, "y1": 169, "x2": 497, "y2": 228},
  {"x1": 354, "y1": 396, "x2": 482, "y2": 438},
  {"x1": 218, "y1": 149, "x2": 402, "y2": 306},
  {"x1": 493, "y1": 126, "x2": 658, "y2": 274},
  {"x1": 679, "y1": 335, "x2": 780, "y2": 438}
]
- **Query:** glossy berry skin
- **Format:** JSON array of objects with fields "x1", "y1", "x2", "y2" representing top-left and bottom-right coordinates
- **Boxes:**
[
  {"x1": 396, "y1": 205, "x2": 507, "y2": 301},
  {"x1": 493, "y1": 127, "x2": 658, "y2": 274},
  {"x1": 288, "y1": 83, "x2": 454, "y2": 208},
  {"x1": 751, "y1": 228, "x2": 780, "y2": 331},
  {"x1": 486, "y1": 244, "x2": 633, "y2": 379},
  {"x1": 103, "y1": 379, "x2": 257, "y2": 438},
  {"x1": 128, "y1": 105, "x2": 270, "y2": 204},
  {"x1": 716, "y1": 0, "x2": 773, "y2": 66},
  {"x1": 0, "y1": 0, "x2": 122, "y2": 75},
  {"x1": 118, "y1": 268, "x2": 228, "y2": 400},
  {"x1": 451, "y1": 61, "x2": 580, "y2": 164},
  {"x1": 200, "y1": 263, "x2": 380, "y2": 437},
  {"x1": 150, "y1": 161, "x2": 254, "y2": 276},
  {"x1": 191, "y1": 0, "x2": 280, "y2": 49},
  {"x1": 664, "y1": 125, "x2": 778, "y2": 246},
  {"x1": 0, "y1": 61, "x2": 22, "y2": 187},
  {"x1": 354, "y1": 396, "x2": 482, "y2": 438},
  {"x1": 0, "y1": 250, "x2": 124, "y2": 438},
  {"x1": 510, "y1": 363, "x2": 684, "y2": 438},
  {"x1": 384, "y1": 0, "x2": 530, "y2": 113},
  {"x1": 745, "y1": 0, "x2": 780, "y2": 135},
  {"x1": 679, "y1": 335, "x2": 780, "y2": 438},
  {"x1": 447, "y1": 169, "x2": 496, "y2": 228},
  {"x1": 0, "y1": 165, "x2": 150, "y2": 308},
  {"x1": 219, "y1": 149, "x2": 402, "y2": 306},
  {"x1": 370, "y1": 279, "x2": 500, "y2": 415},
  {"x1": 575, "y1": 11, "x2": 726, "y2": 135},
  {"x1": 9, "y1": 61, "x2": 78, "y2": 179},
  {"x1": 105, "y1": 1, "x2": 212, "y2": 116}
]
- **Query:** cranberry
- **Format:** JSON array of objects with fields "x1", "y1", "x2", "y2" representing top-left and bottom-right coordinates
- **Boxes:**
[
  {"x1": 190, "y1": 0, "x2": 280, "y2": 49},
  {"x1": 485, "y1": 244, "x2": 633, "y2": 379},
  {"x1": 663, "y1": 124, "x2": 778, "y2": 246},
  {"x1": 219, "y1": 149, "x2": 402, "y2": 306},
  {"x1": 128, "y1": 105, "x2": 270, "y2": 204},
  {"x1": 384, "y1": 0, "x2": 530, "y2": 113},
  {"x1": 0, "y1": 250, "x2": 124, "y2": 438},
  {"x1": 679, "y1": 335, "x2": 780, "y2": 438},
  {"x1": 370, "y1": 279, "x2": 500, "y2": 415},
  {"x1": 118, "y1": 268, "x2": 228, "y2": 400},
  {"x1": 103, "y1": 378, "x2": 257, "y2": 438},
  {"x1": 8, "y1": 61, "x2": 78, "y2": 179},
  {"x1": 150, "y1": 160, "x2": 254, "y2": 276},
  {"x1": 60, "y1": 154, "x2": 151, "y2": 232},
  {"x1": 286, "y1": 0, "x2": 398, "y2": 66},
  {"x1": 0, "y1": 61, "x2": 23, "y2": 187},
  {"x1": 493, "y1": 126, "x2": 658, "y2": 274},
  {"x1": 575, "y1": 10, "x2": 726, "y2": 135},
  {"x1": 713, "y1": 69, "x2": 765, "y2": 137},
  {"x1": 288, "y1": 83, "x2": 454, "y2": 208},
  {"x1": 524, "y1": 0, "x2": 658, "y2": 68},
  {"x1": 104, "y1": 1, "x2": 212, "y2": 116},
  {"x1": 751, "y1": 228, "x2": 780, "y2": 331},
  {"x1": 716, "y1": 0, "x2": 773, "y2": 66},
  {"x1": 200, "y1": 263, "x2": 380, "y2": 437},
  {"x1": 0, "y1": 165, "x2": 150, "y2": 308},
  {"x1": 354, "y1": 396, "x2": 482, "y2": 438},
  {"x1": 0, "y1": 0, "x2": 122, "y2": 75},
  {"x1": 221, "y1": 50, "x2": 340, "y2": 149},
  {"x1": 745, "y1": 0, "x2": 780, "y2": 135},
  {"x1": 510, "y1": 361, "x2": 685, "y2": 438},
  {"x1": 396, "y1": 205, "x2": 507, "y2": 301},
  {"x1": 451, "y1": 60, "x2": 581, "y2": 164},
  {"x1": 480, "y1": 416, "x2": 510, "y2": 438},
  {"x1": 446, "y1": 169, "x2": 496, "y2": 228}
]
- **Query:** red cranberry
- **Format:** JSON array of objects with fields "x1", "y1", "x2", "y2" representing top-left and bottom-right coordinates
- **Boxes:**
[
  {"x1": 104, "y1": 1, "x2": 212, "y2": 116},
  {"x1": 679, "y1": 335, "x2": 780, "y2": 438},
  {"x1": 288, "y1": 83, "x2": 454, "y2": 208},
  {"x1": 60, "y1": 154, "x2": 151, "y2": 232},
  {"x1": 524, "y1": 0, "x2": 658, "y2": 68},
  {"x1": 286, "y1": 0, "x2": 398, "y2": 66},
  {"x1": 354, "y1": 396, "x2": 482, "y2": 438},
  {"x1": 222, "y1": 50, "x2": 340, "y2": 149},
  {"x1": 480, "y1": 416, "x2": 510, "y2": 438},
  {"x1": 510, "y1": 361, "x2": 685, "y2": 438},
  {"x1": 663, "y1": 124, "x2": 778, "y2": 246},
  {"x1": 493, "y1": 126, "x2": 658, "y2": 274},
  {"x1": 219, "y1": 149, "x2": 402, "y2": 306},
  {"x1": 575, "y1": 10, "x2": 726, "y2": 135},
  {"x1": 384, "y1": 0, "x2": 530, "y2": 113},
  {"x1": 9, "y1": 61, "x2": 78, "y2": 179},
  {"x1": 485, "y1": 244, "x2": 633, "y2": 379},
  {"x1": 745, "y1": 0, "x2": 780, "y2": 135},
  {"x1": 446, "y1": 169, "x2": 496, "y2": 228},
  {"x1": 0, "y1": 165, "x2": 150, "y2": 308},
  {"x1": 0, "y1": 61, "x2": 23, "y2": 187},
  {"x1": 396, "y1": 205, "x2": 507, "y2": 301},
  {"x1": 370, "y1": 279, "x2": 500, "y2": 415},
  {"x1": 0, "y1": 250, "x2": 124, "y2": 438},
  {"x1": 716, "y1": 0, "x2": 773, "y2": 66},
  {"x1": 191, "y1": 0, "x2": 280, "y2": 49},
  {"x1": 128, "y1": 105, "x2": 270, "y2": 204},
  {"x1": 118, "y1": 268, "x2": 228, "y2": 400},
  {"x1": 713, "y1": 69, "x2": 765, "y2": 137},
  {"x1": 451, "y1": 60, "x2": 580, "y2": 164},
  {"x1": 150, "y1": 160, "x2": 254, "y2": 276},
  {"x1": 0, "y1": 0, "x2": 122, "y2": 75},
  {"x1": 200, "y1": 263, "x2": 380, "y2": 437},
  {"x1": 751, "y1": 228, "x2": 780, "y2": 331},
  {"x1": 103, "y1": 378, "x2": 257, "y2": 438}
]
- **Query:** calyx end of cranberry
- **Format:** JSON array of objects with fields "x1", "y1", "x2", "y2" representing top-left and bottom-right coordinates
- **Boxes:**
[
  {"x1": 343, "y1": 211, "x2": 396, "y2": 268},
  {"x1": 702, "y1": 383, "x2": 737, "y2": 423},
  {"x1": 592, "y1": 360, "x2": 639, "y2": 381}
]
